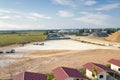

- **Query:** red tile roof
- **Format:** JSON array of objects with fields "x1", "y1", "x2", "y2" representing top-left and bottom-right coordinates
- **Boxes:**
[
  {"x1": 108, "y1": 59, "x2": 120, "y2": 67},
  {"x1": 13, "y1": 71, "x2": 46, "y2": 80},
  {"x1": 83, "y1": 62, "x2": 115, "y2": 74},
  {"x1": 52, "y1": 66, "x2": 87, "y2": 80}
]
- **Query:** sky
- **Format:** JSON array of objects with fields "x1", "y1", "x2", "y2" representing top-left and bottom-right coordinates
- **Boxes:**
[{"x1": 0, "y1": 0, "x2": 120, "y2": 30}]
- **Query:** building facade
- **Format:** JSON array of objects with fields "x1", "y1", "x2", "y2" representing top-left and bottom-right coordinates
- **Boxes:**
[
  {"x1": 108, "y1": 59, "x2": 120, "y2": 74},
  {"x1": 83, "y1": 62, "x2": 116, "y2": 80}
]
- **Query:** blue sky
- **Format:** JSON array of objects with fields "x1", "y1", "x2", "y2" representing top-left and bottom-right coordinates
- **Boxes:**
[{"x1": 0, "y1": 0, "x2": 120, "y2": 30}]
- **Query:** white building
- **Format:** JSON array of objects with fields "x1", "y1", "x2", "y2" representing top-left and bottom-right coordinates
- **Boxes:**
[
  {"x1": 83, "y1": 62, "x2": 116, "y2": 80},
  {"x1": 108, "y1": 59, "x2": 120, "y2": 74}
]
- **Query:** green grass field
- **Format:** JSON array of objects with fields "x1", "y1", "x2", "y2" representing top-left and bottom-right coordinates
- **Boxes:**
[{"x1": 0, "y1": 32, "x2": 46, "y2": 47}]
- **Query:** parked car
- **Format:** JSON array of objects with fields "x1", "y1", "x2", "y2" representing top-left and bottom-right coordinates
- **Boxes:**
[
  {"x1": 39, "y1": 43, "x2": 44, "y2": 45},
  {"x1": 0, "y1": 51, "x2": 4, "y2": 54},
  {"x1": 33, "y1": 43, "x2": 39, "y2": 45},
  {"x1": 6, "y1": 49, "x2": 15, "y2": 53},
  {"x1": 33, "y1": 42, "x2": 44, "y2": 45}
]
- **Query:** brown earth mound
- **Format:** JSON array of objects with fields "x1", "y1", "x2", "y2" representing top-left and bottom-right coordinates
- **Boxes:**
[{"x1": 106, "y1": 30, "x2": 120, "y2": 42}]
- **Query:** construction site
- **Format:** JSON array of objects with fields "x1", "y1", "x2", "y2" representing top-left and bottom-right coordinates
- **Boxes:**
[{"x1": 0, "y1": 30, "x2": 120, "y2": 79}]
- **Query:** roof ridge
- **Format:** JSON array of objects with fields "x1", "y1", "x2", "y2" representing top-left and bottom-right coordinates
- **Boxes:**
[
  {"x1": 60, "y1": 66, "x2": 69, "y2": 78},
  {"x1": 23, "y1": 72, "x2": 25, "y2": 80},
  {"x1": 93, "y1": 63, "x2": 104, "y2": 69}
]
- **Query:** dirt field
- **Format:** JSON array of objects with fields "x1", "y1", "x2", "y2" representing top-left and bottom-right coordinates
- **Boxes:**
[
  {"x1": 0, "y1": 49, "x2": 120, "y2": 79},
  {"x1": 15, "y1": 40, "x2": 118, "y2": 50},
  {"x1": 0, "y1": 39, "x2": 120, "y2": 79}
]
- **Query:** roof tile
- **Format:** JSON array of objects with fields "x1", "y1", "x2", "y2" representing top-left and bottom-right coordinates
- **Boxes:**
[{"x1": 108, "y1": 59, "x2": 120, "y2": 67}]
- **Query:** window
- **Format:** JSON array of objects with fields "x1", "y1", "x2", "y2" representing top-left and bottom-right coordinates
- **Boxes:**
[
  {"x1": 92, "y1": 74, "x2": 95, "y2": 77},
  {"x1": 74, "y1": 78, "x2": 79, "y2": 80},
  {"x1": 118, "y1": 68, "x2": 120, "y2": 71},
  {"x1": 99, "y1": 75, "x2": 103, "y2": 78}
]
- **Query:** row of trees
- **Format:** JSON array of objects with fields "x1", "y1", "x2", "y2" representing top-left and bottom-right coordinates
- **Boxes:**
[{"x1": 43, "y1": 28, "x2": 120, "y2": 36}]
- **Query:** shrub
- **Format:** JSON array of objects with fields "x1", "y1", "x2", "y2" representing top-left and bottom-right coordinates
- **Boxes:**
[
  {"x1": 46, "y1": 74, "x2": 56, "y2": 80},
  {"x1": 80, "y1": 68, "x2": 86, "y2": 74},
  {"x1": 106, "y1": 64, "x2": 111, "y2": 68}
]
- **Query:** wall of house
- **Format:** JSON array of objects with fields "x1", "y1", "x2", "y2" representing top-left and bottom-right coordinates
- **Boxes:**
[
  {"x1": 86, "y1": 69, "x2": 94, "y2": 79},
  {"x1": 65, "y1": 77, "x2": 88, "y2": 80},
  {"x1": 65, "y1": 77, "x2": 74, "y2": 80},
  {"x1": 111, "y1": 64, "x2": 120, "y2": 74},
  {"x1": 97, "y1": 72, "x2": 106, "y2": 80},
  {"x1": 13, "y1": 73, "x2": 24, "y2": 80},
  {"x1": 86, "y1": 69, "x2": 107, "y2": 80}
]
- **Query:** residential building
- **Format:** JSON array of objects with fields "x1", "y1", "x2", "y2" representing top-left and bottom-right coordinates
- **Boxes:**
[{"x1": 53, "y1": 66, "x2": 88, "y2": 80}]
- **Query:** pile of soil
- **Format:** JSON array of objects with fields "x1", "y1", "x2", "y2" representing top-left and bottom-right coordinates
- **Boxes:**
[
  {"x1": 106, "y1": 30, "x2": 120, "y2": 42},
  {"x1": 89, "y1": 32, "x2": 108, "y2": 37}
]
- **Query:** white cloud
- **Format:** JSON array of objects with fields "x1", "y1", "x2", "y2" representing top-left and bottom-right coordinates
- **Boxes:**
[
  {"x1": 75, "y1": 12, "x2": 111, "y2": 26},
  {"x1": 13, "y1": 15, "x2": 21, "y2": 18},
  {"x1": 0, "y1": 22, "x2": 46, "y2": 30},
  {"x1": 96, "y1": 3, "x2": 120, "y2": 11},
  {"x1": 0, "y1": 9, "x2": 12, "y2": 13},
  {"x1": 84, "y1": 0, "x2": 97, "y2": 6},
  {"x1": 0, "y1": 15, "x2": 22, "y2": 20},
  {"x1": 0, "y1": 9, "x2": 52, "y2": 30},
  {"x1": 0, "y1": 9, "x2": 22, "y2": 20},
  {"x1": 51, "y1": 0, "x2": 96, "y2": 7},
  {"x1": 57, "y1": 10, "x2": 74, "y2": 17},
  {"x1": 26, "y1": 16, "x2": 37, "y2": 21},
  {"x1": 29, "y1": 12, "x2": 52, "y2": 20},
  {"x1": 80, "y1": 11, "x2": 90, "y2": 15},
  {"x1": 51, "y1": 0, "x2": 75, "y2": 7},
  {"x1": 0, "y1": 22, "x2": 20, "y2": 30},
  {"x1": 0, "y1": 9, "x2": 17, "y2": 14},
  {"x1": 0, "y1": 9, "x2": 52, "y2": 21},
  {"x1": 0, "y1": 16, "x2": 11, "y2": 19}
]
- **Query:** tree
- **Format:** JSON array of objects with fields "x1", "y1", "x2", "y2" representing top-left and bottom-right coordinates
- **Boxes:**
[
  {"x1": 44, "y1": 31, "x2": 49, "y2": 35},
  {"x1": 79, "y1": 68, "x2": 86, "y2": 74},
  {"x1": 92, "y1": 67, "x2": 98, "y2": 80},
  {"x1": 106, "y1": 64, "x2": 111, "y2": 68},
  {"x1": 47, "y1": 74, "x2": 56, "y2": 80}
]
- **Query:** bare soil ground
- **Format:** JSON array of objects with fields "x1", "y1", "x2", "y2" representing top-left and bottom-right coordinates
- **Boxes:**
[
  {"x1": 0, "y1": 38, "x2": 120, "y2": 79},
  {"x1": 71, "y1": 36, "x2": 120, "y2": 48},
  {"x1": 0, "y1": 49, "x2": 120, "y2": 79}
]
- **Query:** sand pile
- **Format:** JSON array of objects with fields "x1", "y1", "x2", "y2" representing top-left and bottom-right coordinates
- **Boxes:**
[
  {"x1": 89, "y1": 32, "x2": 108, "y2": 37},
  {"x1": 106, "y1": 30, "x2": 120, "y2": 42}
]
